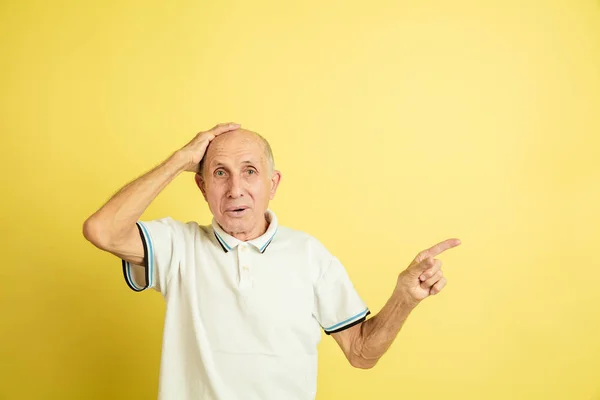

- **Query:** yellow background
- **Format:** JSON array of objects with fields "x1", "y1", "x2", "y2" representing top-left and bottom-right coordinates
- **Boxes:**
[{"x1": 1, "y1": 0, "x2": 599, "y2": 399}]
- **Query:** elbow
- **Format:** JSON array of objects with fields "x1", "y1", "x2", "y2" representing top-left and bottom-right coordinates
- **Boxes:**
[
  {"x1": 349, "y1": 354, "x2": 379, "y2": 370},
  {"x1": 82, "y1": 216, "x2": 108, "y2": 249},
  {"x1": 348, "y1": 333, "x2": 380, "y2": 369},
  {"x1": 348, "y1": 354, "x2": 379, "y2": 369}
]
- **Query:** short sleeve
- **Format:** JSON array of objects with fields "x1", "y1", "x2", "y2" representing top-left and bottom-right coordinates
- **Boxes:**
[
  {"x1": 313, "y1": 256, "x2": 370, "y2": 335},
  {"x1": 121, "y1": 217, "x2": 186, "y2": 296}
]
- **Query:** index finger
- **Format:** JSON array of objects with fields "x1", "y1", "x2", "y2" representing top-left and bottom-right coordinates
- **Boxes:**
[{"x1": 414, "y1": 238, "x2": 461, "y2": 263}]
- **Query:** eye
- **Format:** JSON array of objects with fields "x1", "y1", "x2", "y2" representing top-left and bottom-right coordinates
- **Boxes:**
[
  {"x1": 215, "y1": 170, "x2": 226, "y2": 177},
  {"x1": 246, "y1": 168, "x2": 256, "y2": 175}
]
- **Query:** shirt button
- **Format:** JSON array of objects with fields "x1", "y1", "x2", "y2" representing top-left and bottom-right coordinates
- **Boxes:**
[
  {"x1": 240, "y1": 245, "x2": 246, "y2": 252},
  {"x1": 243, "y1": 266, "x2": 249, "y2": 271}
]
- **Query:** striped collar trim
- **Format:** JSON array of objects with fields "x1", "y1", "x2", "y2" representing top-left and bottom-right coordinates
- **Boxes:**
[{"x1": 212, "y1": 209, "x2": 278, "y2": 254}]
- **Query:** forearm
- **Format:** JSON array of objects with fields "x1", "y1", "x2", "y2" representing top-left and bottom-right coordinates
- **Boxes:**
[
  {"x1": 354, "y1": 289, "x2": 418, "y2": 368},
  {"x1": 83, "y1": 151, "x2": 188, "y2": 245}
]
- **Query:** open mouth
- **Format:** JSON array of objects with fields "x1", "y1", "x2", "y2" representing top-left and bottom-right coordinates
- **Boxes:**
[{"x1": 226, "y1": 206, "x2": 249, "y2": 215}]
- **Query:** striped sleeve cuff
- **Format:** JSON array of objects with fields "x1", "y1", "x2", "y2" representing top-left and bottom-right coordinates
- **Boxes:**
[
  {"x1": 121, "y1": 222, "x2": 154, "y2": 292},
  {"x1": 323, "y1": 308, "x2": 371, "y2": 335}
]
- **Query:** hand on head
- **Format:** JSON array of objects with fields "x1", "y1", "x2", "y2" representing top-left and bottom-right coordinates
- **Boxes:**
[{"x1": 178, "y1": 122, "x2": 242, "y2": 173}]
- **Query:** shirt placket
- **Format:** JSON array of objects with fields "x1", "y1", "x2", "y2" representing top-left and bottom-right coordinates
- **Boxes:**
[{"x1": 237, "y1": 243, "x2": 252, "y2": 290}]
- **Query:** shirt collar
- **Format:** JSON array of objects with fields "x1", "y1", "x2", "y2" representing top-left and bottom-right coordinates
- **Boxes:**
[{"x1": 212, "y1": 209, "x2": 278, "y2": 254}]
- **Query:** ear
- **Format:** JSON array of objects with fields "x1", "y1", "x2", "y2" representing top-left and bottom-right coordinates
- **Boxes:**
[
  {"x1": 269, "y1": 170, "x2": 282, "y2": 200},
  {"x1": 194, "y1": 173, "x2": 208, "y2": 201}
]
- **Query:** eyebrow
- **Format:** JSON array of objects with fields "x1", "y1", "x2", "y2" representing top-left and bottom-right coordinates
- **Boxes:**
[{"x1": 211, "y1": 160, "x2": 258, "y2": 169}]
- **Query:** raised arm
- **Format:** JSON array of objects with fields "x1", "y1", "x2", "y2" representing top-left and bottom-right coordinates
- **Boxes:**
[
  {"x1": 331, "y1": 238, "x2": 461, "y2": 369},
  {"x1": 82, "y1": 122, "x2": 240, "y2": 265}
]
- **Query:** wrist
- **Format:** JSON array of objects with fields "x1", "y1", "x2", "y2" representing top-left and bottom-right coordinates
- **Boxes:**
[
  {"x1": 392, "y1": 286, "x2": 420, "y2": 310},
  {"x1": 168, "y1": 150, "x2": 194, "y2": 173}
]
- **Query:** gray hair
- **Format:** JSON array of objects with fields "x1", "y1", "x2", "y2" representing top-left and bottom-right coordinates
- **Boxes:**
[{"x1": 199, "y1": 131, "x2": 275, "y2": 177}]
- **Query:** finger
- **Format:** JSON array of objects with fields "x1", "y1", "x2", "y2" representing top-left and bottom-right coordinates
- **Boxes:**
[
  {"x1": 212, "y1": 122, "x2": 233, "y2": 130},
  {"x1": 411, "y1": 256, "x2": 435, "y2": 276},
  {"x1": 429, "y1": 277, "x2": 447, "y2": 295},
  {"x1": 211, "y1": 122, "x2": 240, "y2": 135},
  {"x1": 421, "y1": 270, "x2": 443, "y2": 289},
  {"x1": 414, "y1": 238, "x2": 461, "y2": 263},
  {"x1": 419, "y1": 259, "x2": 442, "y2": 281}
]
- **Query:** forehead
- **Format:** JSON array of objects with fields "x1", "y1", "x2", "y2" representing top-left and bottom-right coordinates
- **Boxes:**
[{"x1": 206, "y1": 130, "x2": 265, "y2": 166}]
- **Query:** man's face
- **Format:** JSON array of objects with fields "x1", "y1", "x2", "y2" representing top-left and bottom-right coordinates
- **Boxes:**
[{"x1": 196, "y1": 129, "x2": 281, "y2": 239}]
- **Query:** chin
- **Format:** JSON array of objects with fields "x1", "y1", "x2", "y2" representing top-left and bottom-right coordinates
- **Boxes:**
[{"x1": 220, "y1": 217, "x2": 251, "y2": 235}]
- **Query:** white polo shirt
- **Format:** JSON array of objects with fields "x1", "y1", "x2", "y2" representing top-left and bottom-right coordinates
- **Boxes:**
[{"x1": 121, "y1": 209, "x2": 370, "y2": 400}]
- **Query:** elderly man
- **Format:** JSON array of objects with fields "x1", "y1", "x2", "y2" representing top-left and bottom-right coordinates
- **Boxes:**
[{"x1": 83, "y1": 122, "x2": 460, "y2": 400}]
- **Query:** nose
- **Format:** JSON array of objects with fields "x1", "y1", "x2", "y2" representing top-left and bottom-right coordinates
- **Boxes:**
[{"x1": 227, "y1": 174, "x2": 243, "y2": 199}]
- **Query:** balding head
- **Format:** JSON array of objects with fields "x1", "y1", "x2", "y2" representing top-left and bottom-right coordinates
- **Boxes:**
[{"x1": 199, "y1": 128, "x2": 274, "y2": 178}]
